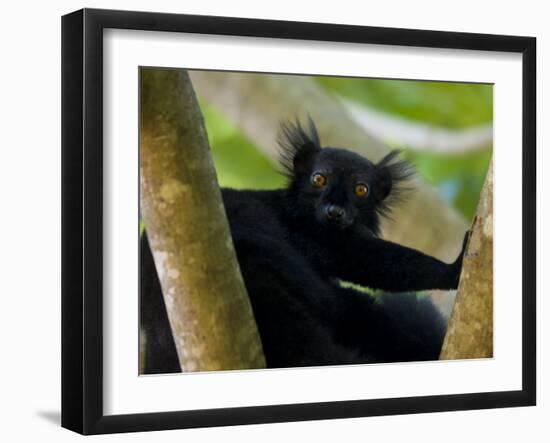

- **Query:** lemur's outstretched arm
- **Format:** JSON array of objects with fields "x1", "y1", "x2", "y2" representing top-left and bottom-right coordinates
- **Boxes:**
[{"x1": 325, "y1": 233, "x2": 467, "y2": 292}]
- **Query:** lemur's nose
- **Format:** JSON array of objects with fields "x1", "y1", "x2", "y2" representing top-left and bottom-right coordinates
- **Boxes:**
[{"x1": 325, "y1": 204, "x2": 345, "y2": 220}]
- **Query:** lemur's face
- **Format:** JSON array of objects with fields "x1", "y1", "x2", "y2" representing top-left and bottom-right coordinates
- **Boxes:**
[
  {"x1": 302, "y1": 148, "x2": 380, "y2": 230},
  {"x1": 279, "y1": 119, "x2": 412, "y2": 234}
]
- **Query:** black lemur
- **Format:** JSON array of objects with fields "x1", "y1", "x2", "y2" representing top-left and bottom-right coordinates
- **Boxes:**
[{"x1": 140, "y1": 119, "x2": 467, "y2": 374}]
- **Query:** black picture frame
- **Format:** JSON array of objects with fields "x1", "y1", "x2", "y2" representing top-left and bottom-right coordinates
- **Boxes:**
[{"x1": 61, "y1": 8, "x2": 536, "y2": 435}]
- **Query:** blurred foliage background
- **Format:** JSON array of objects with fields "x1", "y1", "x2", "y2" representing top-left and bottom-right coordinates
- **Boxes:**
[{"x1": 200, "y1": 76, "x2": 492, "y2": 221}]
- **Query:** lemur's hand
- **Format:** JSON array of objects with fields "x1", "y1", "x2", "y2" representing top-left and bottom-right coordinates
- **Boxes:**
[{"x1": 449, "y1": 231, "x2": 470, "y2": 289}]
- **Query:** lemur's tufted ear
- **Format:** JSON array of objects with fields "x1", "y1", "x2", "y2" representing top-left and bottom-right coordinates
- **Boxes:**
[
  {"x1": 373, "y1": 150, "x2": 413, "y2": 200},
  {"x1": 278, "y1": 117, "x2": 321, "y2": 176},
  {"x1": 372, "y1": 150, "x2": 414, "y2": 219}
]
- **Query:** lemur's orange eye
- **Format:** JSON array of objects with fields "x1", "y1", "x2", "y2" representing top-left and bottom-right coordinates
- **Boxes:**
[
  {"x1": 354, "y1": 183, "x2": 369, "y2": 198},
  {"x1": 311, "y1": 173, "x2": 327, "y2": 188}
]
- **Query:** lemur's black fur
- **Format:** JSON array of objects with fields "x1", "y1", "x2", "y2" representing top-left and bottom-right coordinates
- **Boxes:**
[{"x1": 141, "y1": 118, "x2": 466, "y2": 373}]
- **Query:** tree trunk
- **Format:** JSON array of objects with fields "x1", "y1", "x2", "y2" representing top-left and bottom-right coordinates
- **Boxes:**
[
  {"x1": 189, "y1": 71, "x2": 468, "y2": 263},
  {"x1": 440, "y1": 159, "x2": 493, "y2": 359},
  {"x1": 140, "y1": 68, "x2": 266, "y2": 371}
]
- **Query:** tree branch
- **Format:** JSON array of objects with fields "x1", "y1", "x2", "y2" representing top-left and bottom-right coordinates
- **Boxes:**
[
  {"x1": 343, "y1": 99, "x2": 493, "y2": 154},
  {"x1": 140, "y1": 68, "x2": 266, "y2": 371},
  {"x1": 440, "y1": 159, "x2": 493, "y2": 359}
]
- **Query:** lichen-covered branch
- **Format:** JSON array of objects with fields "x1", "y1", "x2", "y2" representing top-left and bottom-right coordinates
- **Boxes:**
[
  {"x1": 440, "y1": 159, "x2": 493, "y2": 359},
  {"x1": 140, "y1": 68, "x2": 266, "y2": 371}
]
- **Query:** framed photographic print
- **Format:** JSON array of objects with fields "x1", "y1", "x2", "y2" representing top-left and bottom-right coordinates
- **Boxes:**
[{"x1": 61, "y1": 8, "x2": 536, "y2": 435}]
